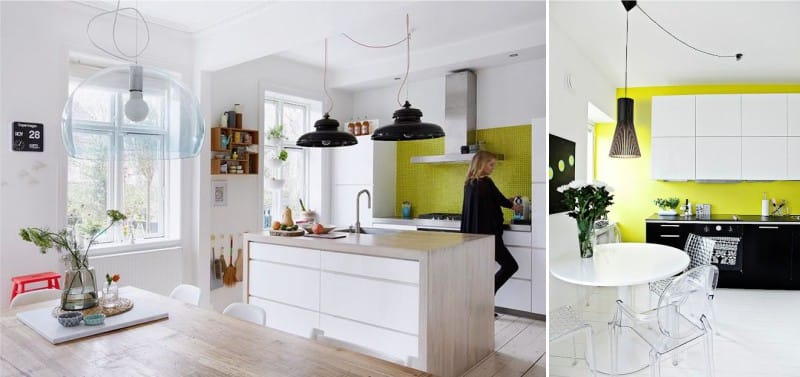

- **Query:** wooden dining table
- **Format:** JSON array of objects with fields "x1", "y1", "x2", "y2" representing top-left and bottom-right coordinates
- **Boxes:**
[{"x1": 0, "y1": 286, "x2": 432, "y2": 377}]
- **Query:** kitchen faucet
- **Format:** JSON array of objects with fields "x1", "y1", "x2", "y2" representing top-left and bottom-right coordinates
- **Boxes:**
[{"x1": 355, "y1": 189, "x2": 371, "y2": 234}]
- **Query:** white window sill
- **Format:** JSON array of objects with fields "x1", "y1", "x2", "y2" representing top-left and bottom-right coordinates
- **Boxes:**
[{"x1": 89, "y1": 238, "x2": 182, "y2": 257}]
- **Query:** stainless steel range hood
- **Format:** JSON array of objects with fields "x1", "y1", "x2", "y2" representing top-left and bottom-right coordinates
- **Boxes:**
[{"x1": 410, "y1": 70, "x2": 504, "y2": 164}]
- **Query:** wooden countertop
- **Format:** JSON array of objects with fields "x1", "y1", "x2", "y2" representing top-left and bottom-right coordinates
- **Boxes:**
[
  {"x1": 0, "y1": 287, "x2": 432, "y2": 377},
  {"x1": 244, "y1": 230, "x2": 492, "y2": 260}
]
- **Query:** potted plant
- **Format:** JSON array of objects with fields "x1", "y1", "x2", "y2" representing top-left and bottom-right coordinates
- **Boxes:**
[
  {"x1": 266, "y1": 148, "x2": 289, "y2": 169},
  {"x1": 19, "y1": 210, "x2": 127, "y2": 310},
  {"x1": 654, "y1": 197, "x2": 680, "y2": 216},
  {"x1": 557, "y1": 181, "x2": 615, "y2": 258},
  {"x1": 266, "y1": 124, "x2": 287, "y2": 146}
]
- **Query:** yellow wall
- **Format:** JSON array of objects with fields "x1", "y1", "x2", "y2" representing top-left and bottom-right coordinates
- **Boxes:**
[
  {"x1": 396, "y1": 124, "x2": 531, "y2": 221},
  {"x1": 595, "y1": 85, "x2": 800, "y2": 242}
]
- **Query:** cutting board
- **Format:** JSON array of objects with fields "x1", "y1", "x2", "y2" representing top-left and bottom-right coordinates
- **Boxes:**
[
  {"x1": 304, "y1": 233, "x2": 347, "y2": 239},
  {"x1": 17, "y1": 300, "x2": 168, "y2": 344}
]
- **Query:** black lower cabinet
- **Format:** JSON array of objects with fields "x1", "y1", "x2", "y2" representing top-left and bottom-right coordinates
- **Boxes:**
[
  {"x1": 645, "y1": 223, "x2": 690, "y2": 250},
  {"x1": 742, "y1": 225, "x2": 792, "y2": 289}
]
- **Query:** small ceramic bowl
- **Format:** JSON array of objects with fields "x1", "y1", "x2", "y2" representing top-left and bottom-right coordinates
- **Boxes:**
[
  {"x1": 301, "y1": 223, "x2": 336, "y2": 234},
  {"x1": 83, "y1": 313, "x2": 106, "y2": 326},
  {"x1": 57, "y1": 312, "x2": 83, "y2": 327}
]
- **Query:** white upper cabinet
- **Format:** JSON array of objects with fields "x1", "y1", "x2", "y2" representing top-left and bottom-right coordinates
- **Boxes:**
[
  {"x1": 652, "y1": 95, "x2": 695, "y2": 137},
  {"x1": 651, "y1": 137, "x2": 695, "y2": 180},
  {"x1": 695, "y1": 137, "x2": 741, "y2": 180},
  {"x1": 741, "y1": 137, "x2": 787, "y2": 180},
  {"x1": 788, "y1": 94, "x2": 800, "y2": 136},
  {"x1": 696, "y1": 95, "x2": 741, "y2": 136},
  {"x1": 742, "y1": 94, "x2": 787, "y2": 136},
  {"x1": 787, "y1": 138, "x2": 800, "y2": 180}
]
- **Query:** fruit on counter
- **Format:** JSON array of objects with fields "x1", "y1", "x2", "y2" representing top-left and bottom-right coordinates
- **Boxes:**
[
  {"x1": 282, "y1": 206, "x2": 294, "y2": 227},
  {"x1": 312, "y1": 223, "x2": 324, "y2": 234},
  {"x1": 271, "y1": 221, "x2": 281, "y2": 230}
]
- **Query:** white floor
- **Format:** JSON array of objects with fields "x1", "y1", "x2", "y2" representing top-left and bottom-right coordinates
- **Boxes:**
[{"x1": 550, "y1": 286, "x2": 800, "y2": 377}]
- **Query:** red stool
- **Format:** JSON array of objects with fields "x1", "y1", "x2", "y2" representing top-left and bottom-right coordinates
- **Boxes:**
[{"x1": 10, "y1": 272, "x2": 61, "y2": 302}]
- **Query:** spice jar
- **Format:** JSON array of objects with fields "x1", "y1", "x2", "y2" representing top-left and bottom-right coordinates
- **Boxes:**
[
  {"x1": 354, "y1": 120, "x2": 362, "y2": 136},
  {"x1": 347, "y1": 122, "x2": 355, "y2": 135},
  {"x1": 361, "y1": 120, "x2": 370, "y2": 135}
]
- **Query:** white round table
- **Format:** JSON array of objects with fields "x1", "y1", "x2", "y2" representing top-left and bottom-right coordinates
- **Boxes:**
[{"x1": 550, "y1": 242, "x2": 690, "y2": 375}]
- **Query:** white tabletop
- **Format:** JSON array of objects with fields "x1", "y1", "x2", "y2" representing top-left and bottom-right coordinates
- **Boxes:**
[{"x1": 550, "y1": 242, "x2": 690, "y2": 287}]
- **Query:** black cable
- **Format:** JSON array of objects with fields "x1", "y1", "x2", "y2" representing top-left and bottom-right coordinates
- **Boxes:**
[
  {"x1": 625, "y1": 11, "x2": 629, "y2": 97},
  {"x1": 637, "y1": 4, "x2": 742, "y2": 61}
]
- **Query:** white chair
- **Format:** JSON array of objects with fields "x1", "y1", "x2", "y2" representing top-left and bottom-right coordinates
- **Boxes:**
[
  {"x1": 611, "y1": 265, "x2": 718, "y2": 377},
  {"x1": 9, "y1": 289, "x2": 61, "y2": 308},
  {"x1": 550, "y1": 305, "x2": 597, "y2": 376},
  {"x1": 310, "y1": 328, "x2": 410, "y2": 366},
  {"x1": 222, "y1": 303, "x2": 266, "y2": 325},
  {"x1": 169, "y1": 284, "x2": 201, "y2": 306}
]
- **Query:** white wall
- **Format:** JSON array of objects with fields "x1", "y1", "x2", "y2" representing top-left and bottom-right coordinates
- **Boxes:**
[
  {"x1": 548, "y1": 21, "x2": 616, "y2": 308},
  {"x1": 352, "y1": 58, "x2": 546, "y2": 130},
  {"x1": 0, "y1": 2, "x2": 196, "y2": 308},
  {"x1": 203, "y1": 54, "x2": 353, "y2": 310}
]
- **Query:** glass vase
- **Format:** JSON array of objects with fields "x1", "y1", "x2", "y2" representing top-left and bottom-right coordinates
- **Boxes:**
[
  {"x1": 576, "y1": 217, "x2": 596, "y2": 258},
  {"x1": 61, "y1": 263, "x2": 99, "y2": 311},
  {"x1": 101, "y1": 281, "x2": 119, "y2": 309}
]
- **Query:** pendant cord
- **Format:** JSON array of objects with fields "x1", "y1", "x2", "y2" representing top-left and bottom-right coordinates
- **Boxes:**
[
  {"x1": 625, "y1": 11, "x2": 629, "y2": 98},
  {"x1": 323, "y1": 38, "x2": 334, "y2": 115},
  {"x1": 637, "y1": 4, "x2": 742, "y2": 60},
  {"x1": 87, "y1": 0, "x2": 151, "y2": 63}
]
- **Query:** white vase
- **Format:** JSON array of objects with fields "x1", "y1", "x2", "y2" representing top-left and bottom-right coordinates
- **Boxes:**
[
  {"x1": 268, "y1": 178, "x2": 285, "y2": 190},
  {"x1": 658, "y1": 208, "x2": 678, "y2": 216},
  {"x1": 266, "y1": 158, "x2": 284, "y2": 170}
]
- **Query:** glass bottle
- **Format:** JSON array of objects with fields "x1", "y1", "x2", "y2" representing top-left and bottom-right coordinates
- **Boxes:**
[
  {"x1": 354, "y1": 119, "x2": 363, "y2": 136},
  {"x1": 361, "y1": 119, "x2": 370, "y2": 135},
  {"x1": 101, "y1": 281, "x2": 119, "y2": 309}
]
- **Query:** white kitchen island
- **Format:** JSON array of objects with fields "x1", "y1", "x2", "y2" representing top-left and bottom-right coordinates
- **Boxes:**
[{"x1": 242, "y1": 230, "x2": 495, "y2": 377}]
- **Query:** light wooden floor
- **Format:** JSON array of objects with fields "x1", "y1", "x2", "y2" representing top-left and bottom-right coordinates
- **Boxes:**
[
  {"x1": 551, "y1": 286, "x2": 800, "y2": 377},
  {"x1": 460, "y1": 313, "x2": 546, "y2": 377}
]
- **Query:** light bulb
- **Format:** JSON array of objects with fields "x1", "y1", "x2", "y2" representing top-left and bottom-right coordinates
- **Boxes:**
[
  {"x1": 125, "y1": 91, "x2": 149, "y2": 122},
  {"x1": 124, "y1": 65, "x2": 149, "y2": 122}
]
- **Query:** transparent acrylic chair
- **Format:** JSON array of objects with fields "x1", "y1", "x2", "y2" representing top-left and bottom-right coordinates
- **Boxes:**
[
  {"x1": 611, "y1": 264, "x2": 719, "y2": 377},
  {"x1": 550, "y1": 305, "x2": 597, "y2": 376}
]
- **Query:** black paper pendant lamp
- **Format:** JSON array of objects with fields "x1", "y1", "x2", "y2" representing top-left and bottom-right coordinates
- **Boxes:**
[
  {"x1": 609, "y1": 0, "x2": 641, "y2": 158},
  {"x1": 297, "y1": 113, "x2": 357, "y2": 147},
  {"x1": 371, "y1": 101, "x2": 445, "y2": 141}
]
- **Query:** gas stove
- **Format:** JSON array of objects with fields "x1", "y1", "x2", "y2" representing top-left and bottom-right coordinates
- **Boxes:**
[{"x1": 417, "y1": 213, "x2": 462, "y2": 221}]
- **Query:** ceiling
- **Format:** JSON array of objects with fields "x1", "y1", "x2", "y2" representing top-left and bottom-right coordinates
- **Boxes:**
[
  {"x1": 76, "y1": 1, "x2": 546, "y2": 90},
  {"x1": 552, "y1": 1, "x2": 800, "y2": 87}
]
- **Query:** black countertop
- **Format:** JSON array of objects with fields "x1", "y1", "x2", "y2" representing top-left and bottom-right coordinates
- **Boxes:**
[{"x1": 646, "y1": 213, "x2": 800, "y2": 224}]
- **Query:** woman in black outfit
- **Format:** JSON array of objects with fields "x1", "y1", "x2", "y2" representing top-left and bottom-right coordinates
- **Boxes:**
[{"x1": 460, "y1": 151, "x2": 522, "y2": 294}]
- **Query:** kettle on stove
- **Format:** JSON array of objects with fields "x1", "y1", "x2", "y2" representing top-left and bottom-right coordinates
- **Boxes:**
[{"x1": 512, "y1": 196, "x2": 531, "y2": 223}]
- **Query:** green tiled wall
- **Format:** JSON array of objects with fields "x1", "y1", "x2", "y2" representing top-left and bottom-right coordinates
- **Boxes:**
[{"x1": 396, "y1": 124, "x2": 531, "y2": 222}]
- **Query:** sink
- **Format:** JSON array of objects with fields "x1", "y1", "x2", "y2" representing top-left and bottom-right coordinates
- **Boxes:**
[{"x1": 332, "y1": 227, "x2": 401, "y2": 235}]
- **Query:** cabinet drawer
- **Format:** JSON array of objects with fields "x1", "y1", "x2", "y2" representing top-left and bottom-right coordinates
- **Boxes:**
[
  {"x1": 320, "y1": 272, "x2": 419, "y2": 335},
  {"x1": 249, "y1": 243, "x2": 320, "y2": 269},
  {"x1": 503, "y1": 231, "x2": 532, "y2": 247},
  {"x1": 497, "y1": 247, "x2": 531, "y2": 280},
  {"x1": 319, "y1": 314, "x2": 419, "y2": 361},
  {"x1": 249, "y1": 260, "x2": 320, "y2": 311},
  {"x1": 250, "y1": 296, "x2": 318, "y2": 339},
  {"x1": 495, "y1": 278, "x2": 532, "y2": 312},
  {"x1": 321, "y1": 251, "x2": 419, "y2": 284}
]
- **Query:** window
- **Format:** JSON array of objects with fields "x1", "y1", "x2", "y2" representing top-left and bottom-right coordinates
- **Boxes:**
[
  {"x1": 587, "y1": 122, "x2": 595, "y2": 182},
  {"x1": 263, "y1": 91, "x2": 317, "y2": 228},
  {"x1": 67, "y1": 63, "x2": 173, "y2": 244}
]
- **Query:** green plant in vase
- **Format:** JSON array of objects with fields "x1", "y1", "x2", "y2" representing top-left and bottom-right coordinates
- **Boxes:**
[
  {"x1": 19, "y1": 209, "x2": 127, "y2": 310},
  {"x1": 654, "y1": 197, "x2": 680, "y2": 216},
  {"x1": 557, "y1": 181, "x2": 615, "y2": 258}
]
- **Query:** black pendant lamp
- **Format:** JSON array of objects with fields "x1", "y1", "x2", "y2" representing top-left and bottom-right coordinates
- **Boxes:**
[
  {"x1": 371, "y1": 15, "x2": 445, "y2": 141},
  {"x1": 297, "y1": 39, "x2": 357, "y2": 148},
  {"x1": 371, "y1": 101, "x2": 445, "y2": 141},
  {"x1": 609, "y1": 0, "x2": 641, "y2": 158}
]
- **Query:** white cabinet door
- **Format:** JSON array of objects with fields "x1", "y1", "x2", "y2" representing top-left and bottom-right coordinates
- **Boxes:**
[
  {"x1": 250, "y1": 296, "x2": 319, "y2": 339},
  {"x1": 320, "y1": 272, "x2": 419, "y2": 335},
  {"x1": 249, "y1": 260, "x2": 320, "y2": 311},
  {"x1": 249, "y1": 243, "x2": 320, "y2": 269},
  {"x1": 321, "y1": 251, "x2": 419, "y2": 284},
  {"x1": 652, "y1": 95, "x2": 695, "y2": 137},
  {"x1": 695, "y1": 137, "x2": 741, "y2": 180},
  {"x1": 789, "y1": 94, "x2": 800, "y2": 136},
  {"x1": 741, "y1": 137, "x2": 787, "y2": 180},
  {"x1": 503, "y1": 231, "x2": 532, "y2": 247},
  {"x1": 331, "y1": 184, "x2": 372, "y2": 228},
  {"x1": 742, "y1": 94, "x2": 787, "y2": 136},
  {"x1": 651, "y1": 137, "x2": 695, "y2": 180},
  {"x1": 786, "y1": 138, "x2": 800, "y2": 180},
  {"x1": 499, "y1": 247, "x2": 531, "y2": 280},
  {"x1": 331, "y1": 138, "x2": 373, "y2": 185},
  {"x1": 696, "y1": 95, "x2": 741, "y2": 136},
  {"x1": 319, "y1": 314, "x2": 419, "y2": 363},
  {"x1": 532, "y1": 247, "x2": 546, "y2": 315},
  {"x1": 495, "y1": 278, "x2": 531, "y2": 312}
]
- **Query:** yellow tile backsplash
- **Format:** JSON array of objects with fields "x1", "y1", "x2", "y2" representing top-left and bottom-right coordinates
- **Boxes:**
[{"x1": 396, "y1": 125, "x2": 532, "y2": 222}]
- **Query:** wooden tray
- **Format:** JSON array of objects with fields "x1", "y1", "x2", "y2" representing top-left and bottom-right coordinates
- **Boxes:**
[
  {"x1": 51, "y1": 297, "x2": 134, "y2": 318},
  {"x1": 269, "y1": 229, "x2": 304, "y2": 237}
]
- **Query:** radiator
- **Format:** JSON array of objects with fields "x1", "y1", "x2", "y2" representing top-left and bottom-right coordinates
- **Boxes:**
[{"x1": 89, "y1": 247, "x2": 182, "y2": 296}]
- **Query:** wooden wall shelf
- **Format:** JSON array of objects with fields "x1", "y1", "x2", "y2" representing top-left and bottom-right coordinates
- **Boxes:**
[{"x1": 210, "y1": 127, "x2": 260, "y2": 175}]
